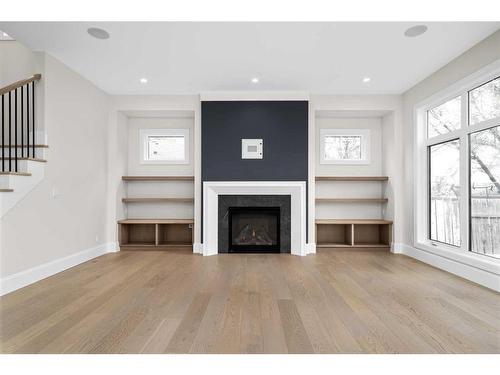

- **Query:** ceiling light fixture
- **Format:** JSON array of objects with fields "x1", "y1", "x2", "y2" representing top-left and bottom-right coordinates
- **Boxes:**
[
  {"x1": 404, "y1": 25, "x2": 428, "y2": 38},
  {"x1": 363, "y1": 77, "x2": 371, "y2": 83},
  {"x1": 87, "y1": 27, "x2": 110, "y2": 40},
  {"x1": 251, "y1": 77, "x2": 259, "y2": 84},
  {"x1": 140, "y1": 78, "x2": 148, "y2": 84}
]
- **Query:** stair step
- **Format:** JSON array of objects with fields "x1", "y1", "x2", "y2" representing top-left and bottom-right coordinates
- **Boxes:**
[
  {"x1": 0, "y1": 144, "x2": 49, "y2": 148},
  {"x1": 0, "y1": 188, "x2": 14, "y2": 192},
  {"x1": 18, "y1": 157, "x2": 47, "y2": 163},
  {"x1": 0, "y1": 171, "x2": 32, "y2": 176}
]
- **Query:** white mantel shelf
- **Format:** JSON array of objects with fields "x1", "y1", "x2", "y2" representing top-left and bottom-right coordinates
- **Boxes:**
[{"x1": 202, "y1": 181, "x2": 311, "y2": 256}]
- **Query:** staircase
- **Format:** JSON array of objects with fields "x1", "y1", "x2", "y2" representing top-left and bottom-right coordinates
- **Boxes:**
[{"x1": 0, "y1": 74, "x2": 46, "y2": 216}]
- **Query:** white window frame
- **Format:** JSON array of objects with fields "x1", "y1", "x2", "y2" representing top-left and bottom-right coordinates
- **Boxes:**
[
  {"x1": 414, "y1": 59, "x2": 500, "y2": 270},
  {"x1": 319, "y1": 128, "x2": 371, "y2": 165},
  {"x1": 139, "y1": 128, "x2": 189, "y2": 165}
]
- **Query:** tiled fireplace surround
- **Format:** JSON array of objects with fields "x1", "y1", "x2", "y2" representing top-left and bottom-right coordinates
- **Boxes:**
[{"x1": 202, "y1": 181, "x2": 309, "y2": 256}]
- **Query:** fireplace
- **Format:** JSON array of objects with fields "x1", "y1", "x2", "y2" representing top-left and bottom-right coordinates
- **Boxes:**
[{"x1": 228, "y1": 207, "x2": 280, "y2": 253}]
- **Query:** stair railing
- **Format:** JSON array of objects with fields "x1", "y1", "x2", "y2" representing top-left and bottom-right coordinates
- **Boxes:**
[{"x1": 0, "y1": 74, "x2": 41, "y2": 172}]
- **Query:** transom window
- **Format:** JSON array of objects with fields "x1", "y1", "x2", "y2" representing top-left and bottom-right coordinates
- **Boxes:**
[
  {"x1": 319, "y1": 129, "x2": 370, "y2": 164},
  {"x1": 140, "y1": 129, "x2": 189, "y2": 164},
  {"x1": 418, "y1": 72, "x2": 500, "y2": 259}
]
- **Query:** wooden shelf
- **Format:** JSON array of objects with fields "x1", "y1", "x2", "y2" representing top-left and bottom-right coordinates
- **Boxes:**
[
  {"x1": 0, "y1": 188, "x2": 14, "y2": 192},
  {"x1": 315, "y1": 176, "x2": 388, "y2": 181},
  {"x1": 118, "y1": 218, "x2": 194, "y2": 224},
  {"x1": 0, "y1": 144, "x2": 49, "y2": 148},
  {"x1": 316, "y1": 198, "x2": 388, "y2": 203},
  {"x1": 316, "y1": 219, "x2": 393, "y2": 225},
  {"x1": 0, "y1": 171, "x2": 31, "y2": 176},
  {"x1": 122, "y1": 176, "x2": 194, "y2": 181},
  {"x1": 122, "y1": 197, "x2": 194, "y2": 203}
]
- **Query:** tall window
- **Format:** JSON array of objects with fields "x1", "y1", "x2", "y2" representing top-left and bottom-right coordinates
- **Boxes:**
[
  {"x1": 429, "y1": 140, "x2": 461, "y2": 247},
  {"x1": 420, "y1": 74, "x2": 500, "y2": 259}
]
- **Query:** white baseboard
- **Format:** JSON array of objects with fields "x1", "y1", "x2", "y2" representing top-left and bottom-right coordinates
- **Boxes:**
[
  {"x1": 394, "y1": 243, "x2": 500, "y2": 292},
  {"x1": 0, "y1": 242, "x2": 119, "y2": 296},
  {"x1": 193, "y1": 242, "x2": 203, "y2": 254},
  {"x1": 305, "y1": 243, "x2": 316, "y2": 255}
]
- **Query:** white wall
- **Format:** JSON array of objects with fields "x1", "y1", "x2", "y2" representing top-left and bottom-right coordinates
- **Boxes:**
[
  {"x1": 123, "y1": 115, "x2": 195, "y2": 219},
  {"x1": 315, "y1": 117, "x2": 383, "y2": 176},
  {"x1": 0, "y1": 41, "x2": 39, "y2": 87},
  {"x1": 127, "y1": 116, "x2": 194, "y2": 176},
  {"x1": 314, "y1": 116, "x2": 384, "y2": 220},
  {"x1": 1, "y1": 52, "x2": 110, "y2": 278}
]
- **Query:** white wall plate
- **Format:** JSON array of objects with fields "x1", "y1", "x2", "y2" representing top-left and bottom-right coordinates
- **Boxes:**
[{"x1": 241, "y1": 139, "x2": 263, "y2": 159}]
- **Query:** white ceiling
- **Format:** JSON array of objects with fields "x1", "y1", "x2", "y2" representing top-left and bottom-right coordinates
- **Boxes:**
[{"x1": 1, "y1": 22, "x2": 499, "y2": 95}]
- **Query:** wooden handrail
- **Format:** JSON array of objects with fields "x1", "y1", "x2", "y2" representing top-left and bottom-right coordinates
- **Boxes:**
[{"x1": 0, "y1": 74, "x2": 41, "y2": 95}]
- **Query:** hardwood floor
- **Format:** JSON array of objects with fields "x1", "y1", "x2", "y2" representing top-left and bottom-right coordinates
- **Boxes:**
[{"x1": 1, "y1": 249, "x2": 499, "y2": 354}]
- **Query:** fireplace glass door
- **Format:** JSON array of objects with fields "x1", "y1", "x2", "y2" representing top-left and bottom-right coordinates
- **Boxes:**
[{"x1": 228, "y1": 207, "x2": 280, "y2": 253}]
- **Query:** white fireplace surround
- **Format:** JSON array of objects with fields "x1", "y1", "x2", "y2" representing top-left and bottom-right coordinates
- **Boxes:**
[{"x1": 202, "y1": 181, "x2": 310, "y2": 256}]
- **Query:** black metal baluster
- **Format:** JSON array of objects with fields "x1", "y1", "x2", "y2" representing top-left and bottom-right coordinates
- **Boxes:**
[
  {"x1": 21, "y1": 85, "x2": 24, "y2": 158},
  {"x1": 15, "y1": 88, "x2": 18, "y2": 172},
  {"x1": 1, "y1": 94, "x2": 4, "y2": 172},
  {"x1": 8, "y1": 91, "x2": 11, "y2": 172},
  {"x1": 32, "y1": 81, "x2": 35, "y2": 158},
  {"x1": 26, "y1": 83, "x2": 30, "y2": 158}
]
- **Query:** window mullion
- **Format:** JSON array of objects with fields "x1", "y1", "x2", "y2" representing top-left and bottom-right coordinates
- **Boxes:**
[{"x1": 460, "y1": 93, "x2": 470, "y2": 252}]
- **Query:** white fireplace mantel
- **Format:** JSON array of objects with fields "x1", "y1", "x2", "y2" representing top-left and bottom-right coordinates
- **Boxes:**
[{"x1": 202, "y1": 181, "x2": 310, "y2": 256}]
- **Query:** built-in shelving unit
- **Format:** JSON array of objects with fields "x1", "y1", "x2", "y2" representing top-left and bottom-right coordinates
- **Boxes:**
[
  {"x1": 316, "y1": 219, "x2": 392, "y2": 248},
  {"x1": 118, "y1": 219, "x2": 194, "y2": 250},
  {"x1": 118, "y1": 176, "x2": 195, "y2": 250},
  {"x1": 315, "y1": 176, "x2": 392, "y2": 250}
]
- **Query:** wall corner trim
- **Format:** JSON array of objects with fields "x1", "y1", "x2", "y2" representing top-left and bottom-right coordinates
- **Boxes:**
[
  {"x1": 0, "y1": 242, "x2": 118, "y2": 296},
  {"x1": 394, "y1": 242, "x2": 500, "y2": 292}
]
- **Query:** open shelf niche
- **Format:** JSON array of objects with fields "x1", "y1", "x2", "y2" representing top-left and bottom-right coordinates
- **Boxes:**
[
  {"x1": 118, "y1": 219, "x2": 194, "y2": 249},
  {"x1": 118, "y1": 175, "x2": 195, "y2": 250},
  {"x1": 316, "y1": 219, "x2": 392, "y2": 249}
]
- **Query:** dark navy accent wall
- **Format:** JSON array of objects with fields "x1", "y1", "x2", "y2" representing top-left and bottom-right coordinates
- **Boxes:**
[{"x1": 201, "y1": 101, "x2": 308, "y2": 181}]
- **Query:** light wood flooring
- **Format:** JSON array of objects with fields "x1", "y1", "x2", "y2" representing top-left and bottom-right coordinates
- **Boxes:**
[{"x1": 1, "y1": 249, "x2": 499, "y2": 354}]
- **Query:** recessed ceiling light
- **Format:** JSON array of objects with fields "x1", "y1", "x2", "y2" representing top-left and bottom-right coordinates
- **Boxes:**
[
  {"x1": 140, "y1": 78, "x2": 148, "y2": 84},
  {"x1": 404, "y1": 25, "x2": 428, "y2": 38},
  {"x1": 363, "y1": 77, "x2": 371, "y2": 83},
  {"x1": 251, "y1": 77, "x2": 259, "y2": 84},
  {"x1": 87, "y1": 27, "x2": 110, "y2": 40}
]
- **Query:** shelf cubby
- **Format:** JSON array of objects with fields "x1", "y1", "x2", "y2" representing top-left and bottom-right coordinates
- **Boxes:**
[
  {"x1": 119, "y1": 223, "x2": 156, "y2": 247},
  {"x1": 118, "y1": 219, "x2": 193, "y2": 250},
  {"x1": 157, "y1": 223, "x2": 193, "y2": 246},
  {"x1": 315, "y1": 219, "x2": 392, "y2": 249}
]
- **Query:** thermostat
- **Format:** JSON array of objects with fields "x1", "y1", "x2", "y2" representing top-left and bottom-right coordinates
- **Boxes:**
[{"x1": 241, "y1": 139, "x2": 263, "y2": 159}]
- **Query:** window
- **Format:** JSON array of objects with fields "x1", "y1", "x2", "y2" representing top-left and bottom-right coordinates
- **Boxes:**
[
  {"x1": 416, "y1": 68, "x2": 500, "y2": 259},
  {"x1": 320, "y1": 129, "x2": 370, "y2": 164},
  {"x1": 140, "y1": 129, "x2": 189, "y2": 164},
  {"x1": 469, "y1": 77, "x2": 500, "y2": 126},
  {"x1": 470, "y1": 126, "x2": 500, "y2": 258},
  {"x1": 429, "y1": 140, "x2": 461, "y2": 247},
  {"x1": 427, "y1": 96, "x2": 461, "y2": 138}
]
